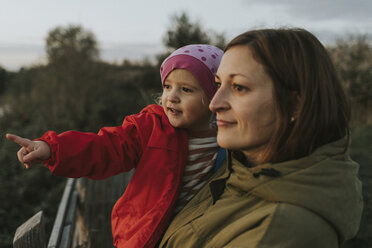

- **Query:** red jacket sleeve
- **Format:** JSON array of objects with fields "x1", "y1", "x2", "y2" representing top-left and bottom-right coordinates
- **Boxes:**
[{"x1": 38, "y1": 116, "x2": 142, "y2": 179}]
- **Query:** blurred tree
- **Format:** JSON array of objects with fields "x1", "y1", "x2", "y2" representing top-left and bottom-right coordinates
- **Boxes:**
[
  {"x1": 328, "y1": 35, "x2": 372, "y2": 124},
  {"x1": 211, "y1": 31, "x2": 227, "y2": 51},
  {"x1": 120, "y1": 59, "x2": 161, "y2": 105},
  {"x1": 46, "y1": 25, "x2": 99, "y2": 64},
  {"x1": 330, "y1": 35, "x2": 372, "y2": 105},
  {"x1": 0, "y1": 67, "x2": 8, "y2": 95},
  {"x1": 163, "y1": 12, "x2": 226, "y2": 51},
  {"x1": 163, "y1": 12, "x2": 211, "y2": 50},
  {"x1": 42, "y1": 25, "x2": 127, "y2": 131},
  {"x1": 158, "y1": 11, "x2": 226, "y2": 68}
]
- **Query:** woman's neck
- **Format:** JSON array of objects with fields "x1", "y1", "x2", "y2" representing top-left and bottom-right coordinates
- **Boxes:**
[{"x1": 241, "y1": 150, "x2": 263, "y2": 167}]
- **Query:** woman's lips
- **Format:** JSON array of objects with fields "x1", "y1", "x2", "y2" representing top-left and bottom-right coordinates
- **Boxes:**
[{"x1": 216, "y1": 119, "x2": 236, "y2": 127}]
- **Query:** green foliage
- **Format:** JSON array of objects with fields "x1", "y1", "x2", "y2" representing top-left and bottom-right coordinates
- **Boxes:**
[
  {"x1": 163, "y1": 12, "x2": 226, "y2": 51},
  {"x1": 46, "y1": 25, "x2": 99, "y2": 65},
  {"x1": 163, "y1": 12, "x2": 211, "y2": 50},
  {"x1": 328, "y1": 35, "x2": 372, "y2": 125},
  {"x1": 0, "y1": 67, "x2": 14, "y2": 96},
  {"x1": 0, "y1": 121, "x2": 65, "y2": 247},
  {"x1": 329, "y1": 35, "x2": 372, "y2": 105},
  {"x1": 158, "y1": 12, "x2": 226, "y2": 68},
  {"x1": 0, "y1": 67, "x2": 6, "y2": 94}
]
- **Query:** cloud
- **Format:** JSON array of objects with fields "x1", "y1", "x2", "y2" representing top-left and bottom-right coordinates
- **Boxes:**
[
  {"x1": 240, "y1": 0, "x2": 372, "y2": 42},
  {"x1": 249, "y1": 0, "x2": 372, "y2": 22}
]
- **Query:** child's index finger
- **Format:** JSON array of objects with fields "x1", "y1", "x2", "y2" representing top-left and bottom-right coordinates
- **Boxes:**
[{"x1": 5, "y1": 133, "x2": 32, "y2": 147}]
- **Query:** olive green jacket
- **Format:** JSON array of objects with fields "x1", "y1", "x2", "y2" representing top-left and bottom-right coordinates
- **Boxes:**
[{"x1": 159, "y1": 138, "x2": 363, "y2": 248}]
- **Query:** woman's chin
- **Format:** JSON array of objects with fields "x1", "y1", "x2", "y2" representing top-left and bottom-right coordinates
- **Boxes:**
[{"x1": 216, "y1": 136, "x2": 235, "y2": 150}]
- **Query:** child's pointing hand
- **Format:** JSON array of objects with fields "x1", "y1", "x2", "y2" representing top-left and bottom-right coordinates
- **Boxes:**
[{"x1": 5, "y1": 133, "x2": 51, "y2": 169}]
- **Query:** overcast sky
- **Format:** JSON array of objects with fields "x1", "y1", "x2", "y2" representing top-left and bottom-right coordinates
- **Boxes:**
[{"x1": 1, "y1": 0, "x2": 371, "y2": 71}]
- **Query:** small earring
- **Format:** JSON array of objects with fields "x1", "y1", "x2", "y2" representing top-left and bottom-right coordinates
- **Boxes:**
[{"x1": 290, "y1": 116, "x2": 296, "y2": 123}]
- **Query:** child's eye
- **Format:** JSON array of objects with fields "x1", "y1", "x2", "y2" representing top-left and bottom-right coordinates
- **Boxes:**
[
  {"x1": 182, "y1": 87, "x2": 193, "y2": 93},
  {"x1": 163, "y1": 84, "x2": 170, "y2": 89},
  {"x1": 215, "y1": 82, "x2": 221, "y2": 88},
  {"x1": 232, "y1": 83, "x2": 247, "y2": 92}
]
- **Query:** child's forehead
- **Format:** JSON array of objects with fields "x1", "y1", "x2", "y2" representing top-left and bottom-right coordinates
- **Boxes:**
[{"x1": 166, "y1": 69, "x2": 201, "y2": 87}]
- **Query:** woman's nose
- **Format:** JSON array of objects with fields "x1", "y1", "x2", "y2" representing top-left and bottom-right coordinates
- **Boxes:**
[{"x1": 209, "y1": 86, "x2": 229, "y2": 112}]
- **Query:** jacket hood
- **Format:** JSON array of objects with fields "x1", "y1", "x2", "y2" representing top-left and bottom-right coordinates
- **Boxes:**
[{"x1": 231, "y1": 137, "x2": 363, "y2": 243}]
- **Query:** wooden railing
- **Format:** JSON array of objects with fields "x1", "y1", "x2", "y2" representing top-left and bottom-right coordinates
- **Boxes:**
[
  {"x1": 13, "y1": 172, "x2": 133, "y2": 248},
  {"x1": 13, "y1": 178, "x2": 79, "y2": 248}
]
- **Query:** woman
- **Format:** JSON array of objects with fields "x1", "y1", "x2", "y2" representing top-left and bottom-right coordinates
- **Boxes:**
[{"x1": 158, "y1": 28, "x2": 363, "y2": 247}]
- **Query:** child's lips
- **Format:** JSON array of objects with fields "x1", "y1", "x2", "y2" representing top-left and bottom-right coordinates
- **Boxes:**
[{"x1": 168, "y1": 107, "x2": 182, "y2": 114}]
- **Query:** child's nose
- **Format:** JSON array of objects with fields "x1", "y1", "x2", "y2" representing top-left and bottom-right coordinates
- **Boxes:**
[{"x1": 167, "y1": 91, "x2": 180, "y2": 103}]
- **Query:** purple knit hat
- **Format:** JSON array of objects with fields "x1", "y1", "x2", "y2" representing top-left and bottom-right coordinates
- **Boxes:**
[{"x1": 160, "y1": 44, "x2": 224, "y2": 99}]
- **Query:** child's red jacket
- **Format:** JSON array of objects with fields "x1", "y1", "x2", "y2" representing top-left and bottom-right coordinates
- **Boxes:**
[{"x1": 38, "y1": 104, "x2": 190, "y2": 248}]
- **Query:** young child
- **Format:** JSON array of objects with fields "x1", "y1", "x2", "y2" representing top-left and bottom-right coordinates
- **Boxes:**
[{"x1": 6, "y1": 44, "x2": 225, "y2": 248}]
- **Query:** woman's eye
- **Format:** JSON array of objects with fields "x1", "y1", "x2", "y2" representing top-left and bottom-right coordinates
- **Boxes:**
[
  {"x1": 215, "y1": 82, "x2": 221, "y2": 88},
  {"x1": 232, "y1": 83, "x2": 247, "y2": 92},
  {"x1": 182, "y1": 87, "x2": 192, "y2": 93},
  {"x1": 163, "y1": 84, "x2": 170, "y2": 89}
]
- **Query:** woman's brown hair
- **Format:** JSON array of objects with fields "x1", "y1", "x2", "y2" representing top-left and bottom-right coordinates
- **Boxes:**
[{"x1": 225, "y1": 28, "x2": 350, "y2": 163}]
